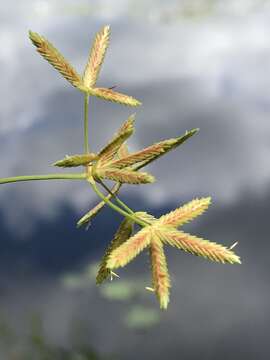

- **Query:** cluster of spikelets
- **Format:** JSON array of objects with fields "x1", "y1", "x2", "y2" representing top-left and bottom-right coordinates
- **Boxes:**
[
  {"x1": 97, "y1": 199, "x2": 240, "y2": 309},
  {"x1": 29, "y1": 26, "x2": 140, "y2": 106},
  {"x1": 29, "y1": 25, "x2": 241, "y2": 309}
]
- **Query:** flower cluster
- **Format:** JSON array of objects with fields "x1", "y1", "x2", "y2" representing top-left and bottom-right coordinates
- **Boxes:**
[{"x1": 0, "y1": 25, "x2": 241, "y2": 310}]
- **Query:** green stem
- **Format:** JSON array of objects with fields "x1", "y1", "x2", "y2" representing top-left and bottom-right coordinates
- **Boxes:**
[
  {"x1": 84, "y1": 93, "x2": 90, "y2": 153},
  {"x1": 89, "y1": 179, "x2": 148, "y2": 227},
  {"x1": 99, "y1": 180, "x2": 134, "y2": 214},
  {"x1": 0, "y1": 173, "x2": 86, "y2": 185}
]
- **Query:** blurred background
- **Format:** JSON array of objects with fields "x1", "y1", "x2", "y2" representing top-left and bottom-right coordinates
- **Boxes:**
[{"x1": 0, "y1": 0, "x2": 269, "y2": 358}]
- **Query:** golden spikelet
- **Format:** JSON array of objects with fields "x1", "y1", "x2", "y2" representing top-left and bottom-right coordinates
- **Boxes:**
[
  {"x1": 94, "y1": 167, "x2": 155, "y2": 184},
  {"x1": 88, "y1": 87, "x2": 141, "y2": 107},
  {"x1": 29, "y1": 31, "x2": 82, "y2": 89},
  {"x1": 106, "y1": 199, "x2": 240, "y2": 309},
  {"x1": 107, "y1": 228, "x2": 151, "y2": 269},
  {"x1": 110, "y1": 129, "x2": 199, "y2": 170},
  {"x1": 135, "y1": 129, "x2": 199, "y2": 170},
  {"x1": 109, "y1": 139, "x2": 178, "y2": 169},
  {"x1": 96, "y1": 218, "x2": 134, "y2": 284},
  {"x1": 149, "y1": 232, "x2": 170, "y2": 309},
  {"x1": 30, "y1": 28, "x2": 142, "y2": 107},
  {"x1": 53, "y1": 153, "x2": 97, "y2": 168},
  {"x1": 158, "y1": 197, "x2": 211, "y2": 228},
  {"x1": 77, "y1": 183, "x2": 121, "y2": 228},
  {"x1": 117, "y1": 143, "x2": 129, "y2": 159},
  {"x1": 162, "y1": 229, "x2": 241, "y2": 264},
  {"x1": 135, "y1": 211, "x2": 157, "y2": 224},
  {"x1": 98, "y1": 115, "x2": 135, "y2": 166},
  {"x1": 83, "y1": 25, "x2": 110, "y2": 88}
]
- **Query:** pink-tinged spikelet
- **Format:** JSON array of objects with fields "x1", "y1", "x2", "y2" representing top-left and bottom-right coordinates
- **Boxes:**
[
  {"x1": 83, "y1": 25, "x2": 110, "y2": 88},
  {"x1": 29, "y1": 31, "x2": 82, "y2": 89}
]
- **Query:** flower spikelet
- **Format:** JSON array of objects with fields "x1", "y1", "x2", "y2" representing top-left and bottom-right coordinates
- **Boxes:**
[
  {"x1": 109, "y1": 139, "x2": 178, "y2": 169},
  {"x1": 29, "y1": 31, "x2": 82, "y2": 88},
  {"x1": 135, "y1": 211, "x2": 157, "y2": 224},
  {"x1": 29, "y1": 28, "x2": 141, "y2": 106},
  {"x1": 89, "y1": 87, "x2": 141, "y2": 107},
  {"x1": 94, "y1": 168, "x2": 155, "y2": 184},
  {"x1": 161, "y1": 229, "x2": 241, "y2": 264},
  {"x1": 134, "y1": 128, "x2": 199, "y2": 170},
  {"x1": 109, "y1": 129, "x2": 199, "y2": 170},
  {"x1": 77, "y1": 135, "x2": 131, "y2": 228},
  {"x1": 107, "y1": 228, "x2": 151, "y2": 269},
  {"x1": 96, "y1": 217, "x2": 134, "y2": 284},
  {"x1": 98, "y1": 115, "x2": 135, "y2": 166},
  {"x1": 107, "y1": 199, "x2": 241, "y2": 309},
  {"x1": 117, "y1": 143, "x2": 129, "y2": 159},
  {"x1": 77, "y1": 183, "x2": 121, "y2": 228},
  {"x1": 158, "y1": 197, "x2": 211, "y2": 228},
  {"x1": 53, "y1": 153, "x2": 97, "y2": 167},
  {"x1": 150, "y1": 232, "x2": 170, "y2": 309},
  {"x1": 83, "y1": 25, "x2": 110, "y2": 88}
]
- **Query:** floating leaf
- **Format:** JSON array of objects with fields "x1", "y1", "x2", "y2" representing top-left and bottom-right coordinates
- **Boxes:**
[
  {"x1": 83, "y1": 25, "x2": 110, "y2": 88},
  {"x1": 29, "y1": 31, "x2": 82, "y2": 89},
  {"x1": 53, "y1": 153, "x2": 97, "y2": 167}
]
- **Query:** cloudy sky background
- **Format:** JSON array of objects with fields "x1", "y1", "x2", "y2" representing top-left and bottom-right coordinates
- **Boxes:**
[{"x1": 0, "y1": 0, "x2": 269, "y2": 358}]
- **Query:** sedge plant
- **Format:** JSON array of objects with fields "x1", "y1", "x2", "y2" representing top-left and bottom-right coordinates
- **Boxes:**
[{"x1": 0, "y1": 26, "x2": 241, "y2": 309}]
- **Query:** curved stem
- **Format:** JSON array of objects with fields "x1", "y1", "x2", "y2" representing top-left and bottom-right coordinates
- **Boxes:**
[
  {"x1": 0, "y1": 173, "x2": 86, "y2": 185},
  {"x1": 84, "y1": 93, "x2": 90, "y2": 153},
  {"x1": 89, "y1": 179, "x2": 148, "y2": 227},
  {"x1": 99, "y1": 180, "x2": 134, "y2": 214}
]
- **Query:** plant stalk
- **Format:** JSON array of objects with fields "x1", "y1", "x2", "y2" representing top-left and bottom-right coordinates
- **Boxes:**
[
  {"x1": 0, "y1": 173, "x2": 86, "y2": 185},
  {"x1": 84, "y1": 93, "x2": 90, "y2": 153},
  {"x1": 99, "y1": 180, "x2": 134, "y2": 215},
  {"x1": 89, "y1": 178, "x2": 148, "y2": 227}
]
